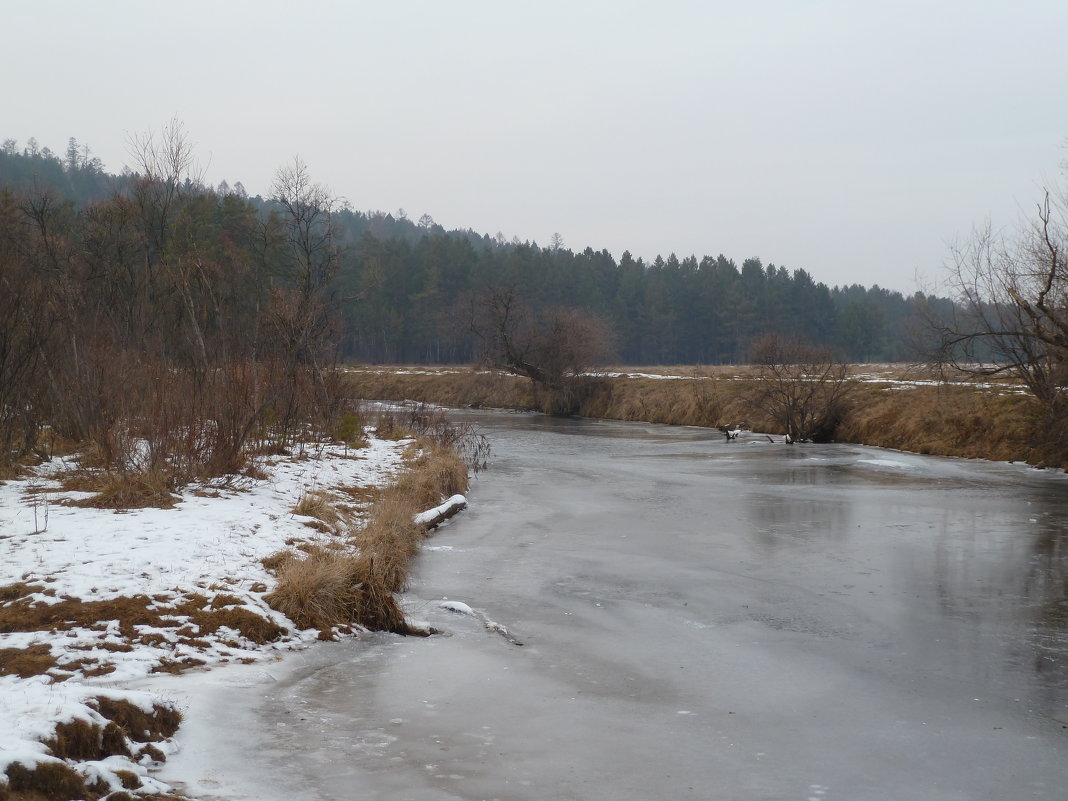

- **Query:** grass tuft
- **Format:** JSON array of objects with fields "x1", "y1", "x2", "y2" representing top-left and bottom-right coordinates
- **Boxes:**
[
  {"x1": 44, "y1": 719, "x2": 130, "y2": 761},
  {"x1": 0, "y1": 644, "x2": 57, "y2": 678},
  {"x1": 291, "y1": 489, "x2": 346, "y2": 532},
  {"x1": 264, "y1": 547, "x2": 361, "y2": 632},
  {"x1": 264, "y1": 430, "x2": 472, "y2": 635},
  {"x1": 90, "y1": 698, "x2": 182, "y2": 743},
  {"x1": 2, "y1": 760, "x2": 93, "y2": 801},
  {"x1": 0, "y1": 696, "x2": 181, "y2": 801},
  {"x1": 62, "y1": 469, "x2": 179, "y2": 510}
]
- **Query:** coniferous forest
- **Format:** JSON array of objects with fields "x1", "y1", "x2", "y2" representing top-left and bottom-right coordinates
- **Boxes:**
[{"x1": 0, "y1": 134, "x2": 950, "y2": 372}]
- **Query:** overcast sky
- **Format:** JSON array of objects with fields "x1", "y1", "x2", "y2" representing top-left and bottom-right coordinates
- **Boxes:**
[{"x1": 5, "y1": 1, "x2": 1068, "y2": 293}]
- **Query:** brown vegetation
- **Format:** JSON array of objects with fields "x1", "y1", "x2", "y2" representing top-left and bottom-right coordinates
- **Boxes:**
[
  {"x1": 0, "y1": 697, "x2": 179, "y2": 801},
  {"x1": 836, "y1": 383, "x2": 1040, "y2": 463},
  {"x1": 746, "y1": 334, "x2": 853, "y2": 442},
  {"x1": 0, "y1": 584, "x2": 286, "y2": 681},
  {"x1": 265, "y1": 412, "x2": 477, "y2": 635},
  {"x1": 263, "y1": 547, "x2": 362, "y2": 631},
  {"x1": 0, "y1": 644, "x2": 57, "y2": 678},
  {"x1": 344, "y1": 365, "x2": 1057, "y2": 467},
  {"x1": 0, "y1": 123, "x2": 348, "y2": 507},
  {"x1": 1, "y1": 760, "x2": 103, "y2": 801},
  {"x1": 291, "y1": 489, "x2": 348, "y2": 533},
  {"x1": 62, "y1": 470, "x2": 179, "y2": 510},
  {"x1": 927, "y1": 178, "x2": 1068, "y2": 465},
  {"x1": 467, "y1": 286, "x2": 615, "y2": 414}
]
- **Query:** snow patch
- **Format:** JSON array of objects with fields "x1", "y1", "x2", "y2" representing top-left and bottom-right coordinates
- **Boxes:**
[{"x1": 0, "y1": 430, "x2": 414, "y2": 791}]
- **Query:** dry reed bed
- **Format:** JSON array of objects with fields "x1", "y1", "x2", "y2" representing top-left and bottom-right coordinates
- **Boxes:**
[
  {"x1": 344, "y1": 365, "x2": 1053, "y2": 467},
  {"x1": 265, "y1": 434, "x2": 470, "y2": 635}
]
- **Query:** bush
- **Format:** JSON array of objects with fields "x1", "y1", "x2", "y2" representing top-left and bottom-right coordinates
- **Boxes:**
[{"x1": 747, "y1": 333, "x2": 854, "y2": 442}]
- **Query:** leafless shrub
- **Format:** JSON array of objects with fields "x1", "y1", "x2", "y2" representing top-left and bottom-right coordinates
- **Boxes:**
[
  {"x1": 0, "y1": 128, "x2": 349, "y2": 496},
  {"x1": 747, "y1": 333, "x2": 854, "y2": 442},
  {"x1": 397, "y1": 403, "x2": 491, "y2": 473}
]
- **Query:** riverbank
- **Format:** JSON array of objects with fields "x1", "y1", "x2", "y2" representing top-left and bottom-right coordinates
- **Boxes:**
[
  {"x1": 343, "y1": 364, "x2": 1055, "y2": 467},
  {"x1": 151, "y1": 412, "x2": 1068, "y2": 801},
  {"x1": 0, "y1": 414, "x2": 470, "y2": 801}
]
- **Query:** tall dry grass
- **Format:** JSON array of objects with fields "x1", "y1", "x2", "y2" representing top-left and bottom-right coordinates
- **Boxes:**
[
  {"x1": 264, "y1": 546, "x2": 362, "y2": 631},
  {"x1": 265, "y1": 421, "x2": 474, "y2": 635},
  {"x1": 836, "y1": 383, "x2": 1042, "y2": 463},
  {"x1": 345, "y1": 364, "x2": 1056, "y2": 467}
]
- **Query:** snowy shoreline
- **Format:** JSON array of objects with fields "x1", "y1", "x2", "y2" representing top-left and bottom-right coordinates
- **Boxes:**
[{"x1": 0, "y1": 432, "x2": 421, "y2": 798}]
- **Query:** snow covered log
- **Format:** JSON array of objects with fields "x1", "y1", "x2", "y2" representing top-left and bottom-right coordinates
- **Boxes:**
[{"x1": 413, "y1": 494, "x2": 467, "y2": 530}]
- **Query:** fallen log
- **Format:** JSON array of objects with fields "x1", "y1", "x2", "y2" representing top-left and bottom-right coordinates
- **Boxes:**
[{"x1": 414, "y1": 494, "x2": 468, "y2": 530}]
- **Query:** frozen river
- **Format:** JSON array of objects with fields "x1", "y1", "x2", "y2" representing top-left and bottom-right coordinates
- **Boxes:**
[{"x1": 158, "y1": 412, "x2": 1068, "y2": 800}]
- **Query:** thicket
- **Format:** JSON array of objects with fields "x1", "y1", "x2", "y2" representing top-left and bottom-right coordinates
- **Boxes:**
[{"x1": 0, "y1": 125, "x2": 343, "y2": 478}]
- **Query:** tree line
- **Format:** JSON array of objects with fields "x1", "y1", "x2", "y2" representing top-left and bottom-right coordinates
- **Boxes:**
[
  {"x1": 1, "y1": 133, "x2": 949, "y2": 375},
  {"x1": 344, "y1": 233, "x2": 942, "y2": 364}
]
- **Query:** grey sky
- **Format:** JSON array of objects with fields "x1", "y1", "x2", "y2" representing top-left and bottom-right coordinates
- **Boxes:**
[{"x1": 5, "y1": 1, "x2": 1067, "y2": 293}]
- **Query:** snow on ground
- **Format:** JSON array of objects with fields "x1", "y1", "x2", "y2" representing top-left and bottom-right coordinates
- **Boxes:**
[{"x1": 0, "y1": 431, "x2": 413, "y2": 794}]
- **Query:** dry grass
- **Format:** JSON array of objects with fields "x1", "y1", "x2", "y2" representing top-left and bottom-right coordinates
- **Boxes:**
[
  {"x1": 0, "y1": 584, "x2": 286, "y2": 682},
  {"x1": 264, "y1": 433, "x2": 471, "y2": 635},
  {"x1": 0, "y1": 644, "x2": 58, "y2": 678},
  {"x1": 0, "y1": 582, "x2": 48, "y2": 603},
  {"x1": 292, "y1": 489, "x2": 347, "y2": 532},
  {"x1": 345, "y1": 364, "x2": 1060, "y2": 466},
  {"x1": 837, "y1": 383, "x2": 1042, "y2": 462},
  {"x1": 264, "y1": 546, "x2": 362, "y2": 631},
  {"x1": 59, "y1": 468, "x2": 179, "y2": 510},
  {"x1": 0, "y1": 592, "x2": 163, "y2": 638},
  {"x1": 90, "y1": 697, "x2": 182, "y2": 742},
  {"x1": 44, "y1": 719, "x2": 129, "y2": 761},
  {"x1": 352, "y1": 494, "x2": 424, "y2": 595},
  {"x1": 346, "y1": 366, "x2": 532, "y2": 412},
  {"x1": 1, "y1": 760, "x2": 104, "y2": 801}
]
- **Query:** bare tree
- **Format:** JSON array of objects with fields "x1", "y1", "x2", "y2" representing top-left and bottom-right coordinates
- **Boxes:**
[
  {"x1": 264, "y1": 158, "x2": 344, "y2": 441},
  {"x1": 748, "y1": 333, "x2": 853, "y2": 442},
  {"x1": 468, "y1": 285, "x2": 614, "y2": 414},
  {"x1": 126, "y1": 118, "x2": 204, "y2": 270},
  {"x1": 0, "y1": 192, "x2": 58, "y2": 464},
  {"x1": 929, "y1": 183, "x2": 1068, "y2": 461},
  {"x1": 932, "y1": 190, "x2": 1068, "y2": 405}
]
